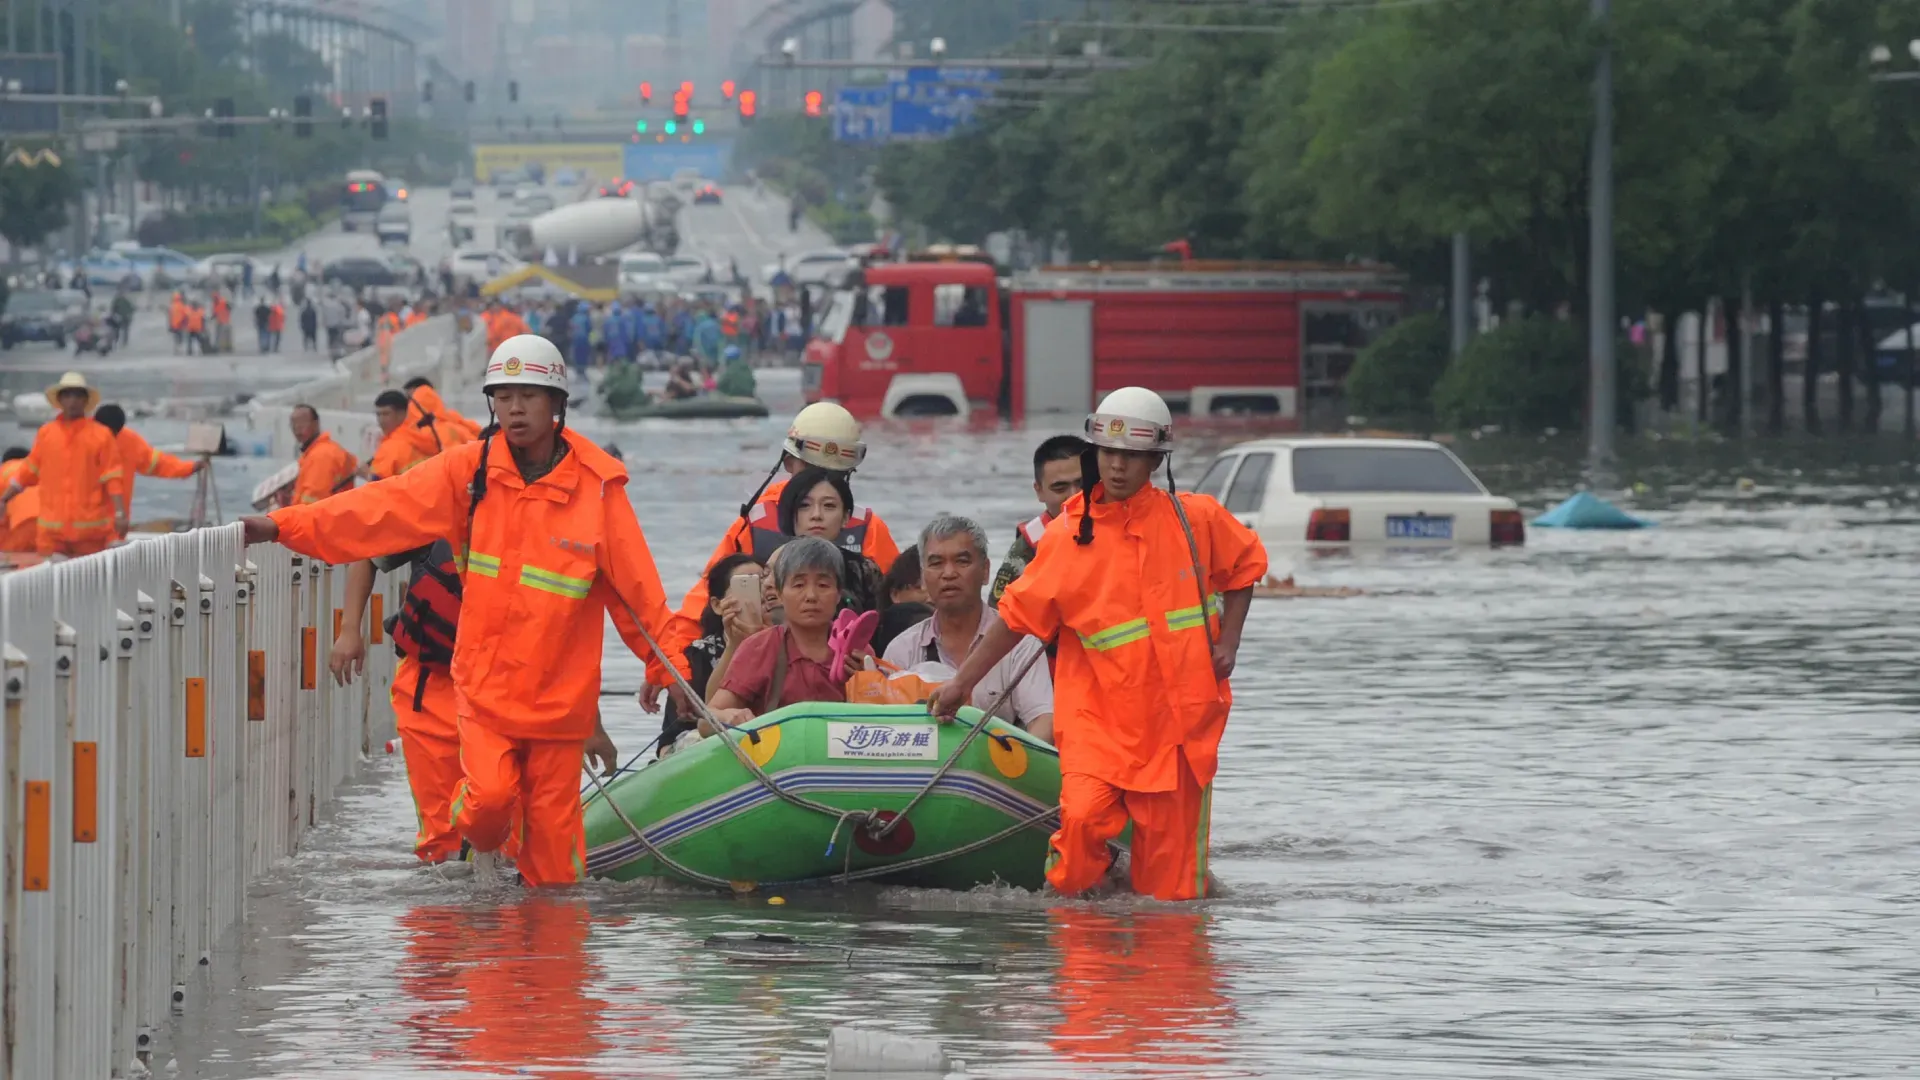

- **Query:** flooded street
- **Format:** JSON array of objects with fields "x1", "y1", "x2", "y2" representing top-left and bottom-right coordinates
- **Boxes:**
[{"x1": 104, "y1": 376, "x2": 1920, "y2": 1078}]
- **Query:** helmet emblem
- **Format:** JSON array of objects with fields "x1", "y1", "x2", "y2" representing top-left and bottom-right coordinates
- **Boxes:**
[
  {"x1": 503, "y1": 357, "x2": 523, "y2": 376},
  {"x1": 1106, "y1": 418, "x2": 1126, "y2": 437},
  {"x1": 824, "y1": 441, "x2": 839, "y2": 458}
]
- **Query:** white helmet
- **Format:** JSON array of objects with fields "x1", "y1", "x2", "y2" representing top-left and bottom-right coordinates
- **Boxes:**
[
  {"x1": 1084, "y1": 387, "x2": 1173, "y2": 452},
  {"x1": 483, "y1": 335, "x2": 568, "y2": 394},
  {"x1": 783, "y1": 401, "x2": 867, "y2": 470}
]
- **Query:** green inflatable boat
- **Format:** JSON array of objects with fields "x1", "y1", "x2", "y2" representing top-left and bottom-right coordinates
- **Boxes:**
[
  {"x1": 583, "y1": 704, "x2": 1061, "y2": 890},
  {"x1": 605, "y1": 394, "x2": 770, "y2": 421}
]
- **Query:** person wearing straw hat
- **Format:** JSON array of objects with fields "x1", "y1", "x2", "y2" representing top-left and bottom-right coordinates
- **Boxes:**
[{"x1": 0, "y1": 372, "x2": 128, "y2": 556}]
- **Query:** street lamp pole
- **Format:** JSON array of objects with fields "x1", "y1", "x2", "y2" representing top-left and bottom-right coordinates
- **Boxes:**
[{"x1": 1588, "y1": 0, "x2": 1617, "y2": 466}]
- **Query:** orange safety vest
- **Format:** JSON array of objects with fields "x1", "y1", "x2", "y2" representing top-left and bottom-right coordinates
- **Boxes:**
[
  {"x1": 0, "y1": 459, "x2": 39, "y2": 551},
  {"x1": 268, "y1": 304, "x2": 286, "y2": 332},
  {"x1": 676, "y1": 476, "x2": 902, "y2": 623},
  {"x1": 379, "y1": 312, "x2": 402, "y2": 335},
  {"x1": 369, "y1": 427, "x2": 426, "y2": 481},
  {"x1": 269, "y1": 432, "x2": 694, "y2": 740},
  {"x1": 996, "y1": 483, "x2": 1267, "y2": 792},
  {"x1": 169, "y1": 296, "x2": 186, "y2": 332},
  {"x1": 113, "y1": 426, "x2": 197, "y2": 504},
  {"x1": 15, "y1": 416, "x2": 124, "y2": 542},
  {"x1": 213, "y1": 294, "x2": 231, "y2": 325},
  {"x1": 290, "y1": 432, "x2": 360, "y2": 504},
  {"x1": 185, "y1": 307, "x2": 205, "y2": 333}
]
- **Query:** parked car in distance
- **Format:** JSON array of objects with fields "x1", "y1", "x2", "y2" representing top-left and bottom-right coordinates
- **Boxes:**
[
  {"x1": 665, "y1": 253, "x2": 711, "y2": 286},
  {"x1": 450, "y1": 176, "x2": 475, "y2": 199},
  {"x1": 692, "y1": 183, "x2": 722, "y2": 205},
  {"x1": 194, "y1": 252, "x2": 264, "y2": 287},
  {"x1": 617, "y1": 251, "x2": 671, "y2": 294},
  {"x1": 114, "y1": 246, "x2": 200, "y2": 286},
  {"x1": 320, "y1": 256, "x2": 399, "y2": 290},
  {"x1": 491, "y1": 169, "x2": 522, "y2": 196},
  {"x1": 552, "y1": 167, "x2": 579, "y2": 188},
  {"x1": 1, "y1": 288, "x2": 84, "y2": 348},
  {"x1": 442, "y1": 248, "x2": 522, "y2": 284},
  {"x1": 79, "y1": 251, "x2": 142, "y2": 289},
  {"x1": 764, "y1": 248, "x2": 853, "y2": 287},
  {"x1": 1193, "y1": 437, "x2": 1524, "y2": 551}
]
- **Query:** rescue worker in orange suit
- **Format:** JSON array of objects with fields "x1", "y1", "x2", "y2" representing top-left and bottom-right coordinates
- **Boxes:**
[
  {"x1": 330, "y1": 546, "x2": 469, "y2": 863},
  {"x1": 402, "y1": 376, "x2": 480, "y2": 455},
  {"x1": 367, "y1": 389, "x2": 428, "y2": 480},
  {"x1": 484, "y1": 301, "x2": 530, "y2": 354},
  {"x1": 0, "y1": 372, "x2": 128, "y2": 557},
  {"x1": 0, "y1": 447, "x2": 39, "y2": 552},
  {"x1": 930, "y1": 387, "x2": 1266, "y2": 902},
  {"x1": 94, "y1": 403, "x2": 205, "y2": 531},
  {"x1": 287, "y1": 404, "x2": 359, "y2": 504},
  {"x1": 211, "y1": 291, "x2": 232, "y2": 353},
  {"x1": 241, "y1": 335, "x2": 695, "y2": 887},
  {"x1": 168, "y1": 292, "x2": 188, "y2": 353}
]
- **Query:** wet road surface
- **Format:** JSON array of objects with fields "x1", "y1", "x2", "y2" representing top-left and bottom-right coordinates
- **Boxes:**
[{"x1": 127, "y1": 408, "x2": 1920, "y2": 1078}]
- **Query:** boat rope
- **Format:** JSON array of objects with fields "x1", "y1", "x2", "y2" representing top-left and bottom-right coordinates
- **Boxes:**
[
  {"x1": 868, "y1": 643, "x2": 1048, "y2": 842},
  {"x1": 582, "y1": 764, "x2": 736, "y2": 889}
]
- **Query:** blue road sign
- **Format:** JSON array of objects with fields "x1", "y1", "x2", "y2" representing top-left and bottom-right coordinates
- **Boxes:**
[
  {"x1": 833, "y1": 86, "x2": 891, "y2": 144},
  {"x1": 887, "y1": 67, "x2": 997, "y2": 141}
]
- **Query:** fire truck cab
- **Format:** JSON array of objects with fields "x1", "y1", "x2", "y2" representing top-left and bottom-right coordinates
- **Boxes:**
[{"x1": 803, "y1": 254, "x2": 1405, "y2": 424}]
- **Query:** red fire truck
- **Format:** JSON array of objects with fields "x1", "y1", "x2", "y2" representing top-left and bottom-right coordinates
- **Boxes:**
[{"x1": 802, "y1": 255, "x2": 1406, "y2": 423}]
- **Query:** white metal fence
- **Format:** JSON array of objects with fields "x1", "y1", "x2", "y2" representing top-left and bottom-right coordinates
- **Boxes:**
[{"x1": 0, "y1": 527, "x2": 401, "y2": 1078}]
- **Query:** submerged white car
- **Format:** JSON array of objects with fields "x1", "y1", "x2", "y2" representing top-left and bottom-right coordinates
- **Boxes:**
[{"x1": 1193, "y1": 437, "x2": 1524, "y2": 549}]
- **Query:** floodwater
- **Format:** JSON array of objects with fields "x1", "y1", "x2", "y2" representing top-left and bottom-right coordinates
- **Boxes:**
[{"x1": 121, "y1": 384, "x2": 1920, "y2": 1078}]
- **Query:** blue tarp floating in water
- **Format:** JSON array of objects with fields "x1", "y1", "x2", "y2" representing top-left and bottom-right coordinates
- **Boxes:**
[{"x1": 1533, "y1": 491, "x2": 1652, "y2": 529}]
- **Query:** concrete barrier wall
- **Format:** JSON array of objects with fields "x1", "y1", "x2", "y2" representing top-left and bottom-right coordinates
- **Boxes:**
[{"x1": 0, "y1": 527, "x2": 404, "y2": 1078}]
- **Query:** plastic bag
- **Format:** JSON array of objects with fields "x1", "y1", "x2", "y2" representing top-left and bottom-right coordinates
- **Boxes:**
[{"x1": 845, "y1": 658, "x2": 955, "y2": 706}]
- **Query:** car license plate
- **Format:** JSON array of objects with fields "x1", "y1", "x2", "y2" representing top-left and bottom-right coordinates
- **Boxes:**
[{"x1": 1386, "y1": 515, "x2": 1452, "y2": 540}]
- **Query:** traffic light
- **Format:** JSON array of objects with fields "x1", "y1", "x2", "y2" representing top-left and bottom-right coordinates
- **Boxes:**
[
  {"x1": 464, "y1": 81, "x2": 476, "y2": 103},
  {"x1": 370, "y1": 97, "x2": 388, "y2": 139},
  {"x1": 294, "y1": 94, "x2": 313, "y2": 137},
  {"x1": 738, "y1": 89, "x2": 757, "y2": 124},
  {"x1": 215, "y1": 97, "x2": 235, "y2": 138},
  {"x1": 640, "y1": 81, "x2": 652, "y2": 103},
  {"x1": 804, "y1": 89, "x2": 823, "y2": 117},
  {"x1": 508, "y1": 80, "x2": 519, "y2": 103},
  {"x1": 673, "y1": 91, "x2": 689, "y2": 119},
  {"x1": 721, "y1": 79, "x2": 736, "y2": 100},
  {"x1": 692, "y1": 119, "x2": 704, "y2": 135},
  {"x1": 679, "y1": 80, "x2": 693, "y2": 98},
  {"x1": 635, "y1": 119, "x2": 648, "y2": 134},
  {"x1": 664, "y1": 119, "x2": 677, "y2": 135}
]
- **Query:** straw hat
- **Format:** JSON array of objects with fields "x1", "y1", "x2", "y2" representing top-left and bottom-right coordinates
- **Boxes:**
[{"x1": 44, "y1": 371, "x2": 100, "y2": 413}]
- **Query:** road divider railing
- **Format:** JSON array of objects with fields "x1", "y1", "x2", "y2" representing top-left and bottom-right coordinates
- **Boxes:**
[{"x1": 0, "y1": 526, "x2": 401, "y2": 1078}]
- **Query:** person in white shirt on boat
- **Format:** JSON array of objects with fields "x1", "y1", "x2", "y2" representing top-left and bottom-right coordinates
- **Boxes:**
[{"x1": 884, "y1": 514, "x2": 1054, "y2": 742}]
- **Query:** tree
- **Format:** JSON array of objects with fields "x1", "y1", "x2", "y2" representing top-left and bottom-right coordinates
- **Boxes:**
[{"x1": 0, "y1": 151, "x2": 81, "y2": 251}]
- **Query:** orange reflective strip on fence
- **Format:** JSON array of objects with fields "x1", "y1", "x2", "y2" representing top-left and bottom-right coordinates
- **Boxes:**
[
  {"x1": 247, "y1": 650, "x2": 266, "y2": 721},
  {"x1": 370, "y1": 594, "x2": 384, "y2": 644},
  {"x1": 24, "y1": 780, "x2": 49, "y2": 890},
  {"x1": 301, "y1": 626, "x2": 316, "y2": 690},
  {"x1": 73, "y1": 741, "x2": 98, "y2": 842},
  {"x1": 185, "y1": 677, "x2": 206, "y2": 758},
  {"x1": 334, "y1": 607, "x2": 343, "y2": 639}
]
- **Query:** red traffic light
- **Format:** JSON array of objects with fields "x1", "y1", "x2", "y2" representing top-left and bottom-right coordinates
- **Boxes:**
[
  {"x1": 679, "y1": 81, "x2": 694, "y2": 98},
  {"x1": 722, "y1": 79, "x2": 736, "y2": 100},
  {"x1": 804, "y1": 89, "x2": 823, "y2": 117},
  {"x1": 639, "y1": 81, "x2": 652, "y2": 102},
  {"x1": 738, "y1": 89, "x2": 757, "y2": 117},
  {"x1": 673, "y1": 92, "x2": 689, "y2": 118}
]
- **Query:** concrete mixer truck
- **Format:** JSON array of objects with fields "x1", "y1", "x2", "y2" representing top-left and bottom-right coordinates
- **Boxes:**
[{"x1": 498, "y1": 189, "x2": 680, "y2": 262}]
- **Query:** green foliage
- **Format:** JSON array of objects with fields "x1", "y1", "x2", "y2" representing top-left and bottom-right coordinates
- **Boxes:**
[
  {"x1": 0, "y1": 150, "x2": 81, "y2": 250},
  {"x1": 1345, "y1": 313, "x2": 1452, "y2": 424},
  {"x1": 1433, "y1": 316, "x2": 1586, "y2": 432}
]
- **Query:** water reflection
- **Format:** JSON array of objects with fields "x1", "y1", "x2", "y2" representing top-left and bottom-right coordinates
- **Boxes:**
[{"x1": 1051, "y1": 910, "x2": 1235, "y2": 1071}]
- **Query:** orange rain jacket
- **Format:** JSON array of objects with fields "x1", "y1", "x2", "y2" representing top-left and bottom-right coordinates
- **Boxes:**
[
  {"x1": 113, "y1": 426, "x2": 197, "y2": 506},
  {"x1": 369, "y1": 427, "x2": 427, "y2": 481},
  {"x1": 290, "y1": 432, "x2": 359, "y2": 505},
  {"x1": 997, "y1": 482, "x2": 1267, "y2": 792},
  {"x1": 270, "y1": 431, "x2": 694, "y2": 741},
  {"x1": 674, "y1": 475, "x2": 902, "y2": 622},
  {"x1": 0, "y1": 459, "x2": 39, "y2": 551},
  {"x1": 13, "y1": 416, "x2": 125, "y2": 545},
  {"x1": 405, "y1": 385, "x2": 481, "y2": 457},
  {"x1": 484, "y1": 309, "x2": 530, "y2": 354}
]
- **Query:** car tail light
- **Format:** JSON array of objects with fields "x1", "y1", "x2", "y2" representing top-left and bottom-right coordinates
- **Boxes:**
[
  {"x1": 1490, "y1": 509, "x2": 1526, "y2": 546},
  {"x1": 1306, "y1": 508, "x2": 1350, "y2": 543}
]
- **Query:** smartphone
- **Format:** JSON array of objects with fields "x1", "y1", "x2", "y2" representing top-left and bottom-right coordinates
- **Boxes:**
[{"x1": 726, "y1": 572, "x2": 762, "y2": 605}]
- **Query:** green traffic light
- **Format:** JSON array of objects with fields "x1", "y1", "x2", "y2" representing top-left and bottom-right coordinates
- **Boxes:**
[
  {"x1": 664, "y1": 119, "x2": 677, "y2": 134},
  {"x1": 692, "y1": 119, "x2": 705, "y2": 135},
  {"x1": 635, "y1": 119, "x2": 648, "y2": 133}
]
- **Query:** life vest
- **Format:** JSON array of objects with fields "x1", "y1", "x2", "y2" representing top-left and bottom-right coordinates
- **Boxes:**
[
  {"x1": 1017, "y1": 511, "x2": 1052, "y2": 551},
  {"x1": 744, "y1": 498, "x2": 875, "y2": 563},
  {"x1": 390, "y1": 540, "x2": 461, "y2": 708}
]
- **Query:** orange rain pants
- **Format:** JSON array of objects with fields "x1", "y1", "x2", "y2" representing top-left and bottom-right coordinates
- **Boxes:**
[
  {"x1": 1050, "y1": 909, "x2": 1230, "y2": 1064},
  {"x1": 391, "y1": 657, "x2": 465, "y2": 863},
  {"x1": 453, "y1": 718, "x2": 586, "y2": 887},
  {"x1": 1048, "y1": 748, "x2": 1213, "y2": 901}
]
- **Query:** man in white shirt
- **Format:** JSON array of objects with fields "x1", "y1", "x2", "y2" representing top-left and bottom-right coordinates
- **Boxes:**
[{"x1": 883, "y1": 514, "x2": 1054, "y2": 742}]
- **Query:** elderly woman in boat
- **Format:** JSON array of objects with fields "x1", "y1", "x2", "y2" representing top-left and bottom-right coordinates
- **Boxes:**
[{"x1": 707, "y1": 536, "x2": 870, "y2": 727}]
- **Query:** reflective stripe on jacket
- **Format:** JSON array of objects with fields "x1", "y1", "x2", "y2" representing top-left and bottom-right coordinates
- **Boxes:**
[
  {"x1": 997, "y1": 484, "x2": 1266, "y2": 791},
  {"x1": 270, "y1": 431, "x2": 694, "y2": 740},
  {"x1": 17, "y1": 417, "x2": 123, "y2": 541},
  {"x1": 291, "y1": 432, "x2": 359, "y2": 504}
]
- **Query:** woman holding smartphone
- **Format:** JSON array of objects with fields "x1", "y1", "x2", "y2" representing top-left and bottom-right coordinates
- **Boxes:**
[{"x1": 656, "y1": 553, "x2": 767, "y2": 755}]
